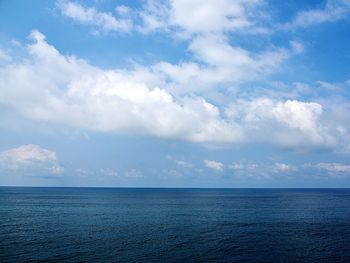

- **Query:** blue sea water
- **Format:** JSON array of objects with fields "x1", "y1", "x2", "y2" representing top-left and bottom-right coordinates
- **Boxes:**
[{"x1": 1, "y1": 188, "x2": 350, "y2": 262}]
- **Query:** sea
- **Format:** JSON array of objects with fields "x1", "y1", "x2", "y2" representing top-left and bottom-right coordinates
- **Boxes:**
[{"x1": 1, "y1": 187, "x2": 350, "y2": 262}]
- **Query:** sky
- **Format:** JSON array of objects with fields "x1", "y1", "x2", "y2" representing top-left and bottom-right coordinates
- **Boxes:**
[{"x1": 0, "y1": 0, "x2": 350, "y2": 187}]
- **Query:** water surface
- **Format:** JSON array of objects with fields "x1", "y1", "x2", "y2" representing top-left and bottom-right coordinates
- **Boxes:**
[{"x1": 1, "y1": 187, "x2": 350, "y2": 262}]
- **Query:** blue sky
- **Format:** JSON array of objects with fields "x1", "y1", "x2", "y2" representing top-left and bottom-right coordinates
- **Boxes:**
[{"x1": 0, "y1": 0, "x2": 350, "y2": 187}]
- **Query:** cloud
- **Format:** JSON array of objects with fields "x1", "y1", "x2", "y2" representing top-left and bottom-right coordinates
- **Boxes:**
[
  {"x1": 1, "y1": 31, "x2": 349, "y2": 151},
  {"x1": 57, "y1": 1, "x2": 132, "y2": 33},
  {"x1": 55, "y1": 2, "x2": 301, "y2": 90},
  {"x1": 124, "y1": 169, "x2": 143, "y2": 178},
  {"x1": 159, "y1": 169, "x2": 183, "y2": 179},
  {"x1": 137, "y1": 0, "x2": 170, "y2": 33},
  {"x1": 301, "y1": 162, "x2": 350, "y2": 178},
  {"x1": 228, "y1": 161, "x2": 297, "y2": 179},
  {"x1": 74, "y1": 168, "x2": 90, "y2": 177},
  {"x1": 229, "y1": 161, "x2": 260, "y2": 176},
  {"x1": 0, "y1": 144, "x2": 64, "y2": 174},
  {"x1": 204, "y1": 160, "x2": 224, "y2": 171},
  {"x1": 229, "y1": 161, "x2": 274, "y2": 179},
  {"x1": 174, "y1": 160, "x2": 193, "y2": 168},
  {"x1": 100, "y1": 168, "x2": 118, "y2": 177},
  {"x1": 0, "y1": 49, "x2": 11, "y2": 62},
  {"x1": 167, "y1": 155, "x2": 193, "y2": 168},
  {"x1": 168, "y1": 0, "x2": 256, "y2": 34},
  {"x1": 48, "y1": 165, "x2": 65, "y2": 174},
  {"x1": 282, "y1": 0, "x2": 350, "y2": 29},
  {"x1": 315, "y1": 162, "x2": 350, "y2": 174},
  {"x1": 137, "y1": 0, "x2": 268, "y2": 36},
  {"x1": 115, "y1": 5, "x2": 131, "y2": 16},
  {"x1": 180, "y1": 34, "x2": 297, "y2": 85},
  {"x1": 57, "y1": 0, "x2": 268, "y2": 36},
  {"x1": 0, "y1": 30, "x2": 243, "y2": 144},
  {"x1": 274, "y1": 162, "x2": 296, "y2": 172},
  {"x1": 225, "y1": 98, "x2": 343, "y2": 148},
  {"x1": 152, "y1": 36, "x2": 301, "y2": 96},
  {"x1": 135, "y1": 0, "x2": 280, "y2": 85}
]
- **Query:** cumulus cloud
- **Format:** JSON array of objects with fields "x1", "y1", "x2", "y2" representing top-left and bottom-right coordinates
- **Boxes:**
[
  {"x1": 124, "y1": 169, "x2": 143, "y2": 178},
  {"x1": 151, "y1": 36, "x2": 302, "y2": 97},
  {"x1": 204, "y1": 160, "x2": 224, "y2": 171},
  {"x1": 159, "y1": 169, "x2": 183, "y2": 179},
  {"x1": 138, "y1": 1, "x2": 294, "y2": 89},
  {"x1": 74, "y1": 168, "x2": 90, "y2": 177},
  {"x1": 57, "y1": 1, "x2": 132, "y2": 33},
  {"x1": 315, "y1": 163, "x2": 350, "y2": 174},
  {"x1": 228, "y1": 161, "x2": 261, "y2": 175},
  {"x1": 57, "y1": 0, "x2": 266, "y2": 35},
  {"x1": 174, "y1": 160, "x2": 193, "y2": 168},
  {"x1": 226, "y1": 160, "x2": 350, "y2": 179},
  {"x1": 0, "y1": 31, "x2": 349, "y2": 150},
  {"x1": 274, "y1": 162, "x2": 296, "y2": 172},
  {"x1": 0, "y1": 49, "x2": 11, "y2": 62},
  {"x1": 229, "y1": 161, "x2": 274, "y2": 179},
  {"x1": 229, "y1": 161, "x2": 297, "y2": 179},
  {"x1": 282, "y1": 0, "x2": 350, "y2": 29},
  {"x1": 0, "y1": 144, "x2": 64, "y2": 174},
  {"x1": 56, "y1": 1, "x2": 293, "y2": 88},
  {"x1": 167, "y1": 156, "x2": 193, "y2": 168},
  {"x1": 100, "y1": 168, "x2": 118, "y2": 177},
  {"x1": 0, "y1": 30, "x2": 243, "y2": 143},
  {"x1": 167, "y1": 0, "x2": 261, "y2": 35},
  {"x1": 225, "y1": 98, "x2": 344, "y2": 148},
  {"x1": 137, "y1": 0, "x2": 170, "y2": 33}
]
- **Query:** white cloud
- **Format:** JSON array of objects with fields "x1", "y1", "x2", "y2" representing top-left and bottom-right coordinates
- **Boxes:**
[
  {"x1": 137, "y1": 0, "x2": 170, "y2": 33},
  {"x1": 136, "y1": 1, "x2": 286, "y2": 89},
  {"x1": 204, "y1": 160, "x2": 224, "y2": 171},
  {"x1": 168, "y1": 156, "x2": 193, "y2": 168},
  {"x1": 225, "y1": 98, "x2": 341, "y2": 148},
  {"x1": 57, "y1": 0, "x2": 268, "y2": 36},
  {"x1": 115, "y1": 5, "x2": 131, "y2": 16},
  {"x1": 289, "y1": 40, "x2": 304, "y2": 54},
  {"x1": 0, "y1": 49, "x2": 11, "y2": 62},
  {"x1": 315, "y1": 163, "x2": 350, "y2": 174},
  {"x1": 0, "y1": 30, "x2": 243, "y2": 144},
  {"x1": 282, "y1": 0, "x2": 350, "y2": 29},
  {"x1": 227, "y1": 161, "x2": 350, "y2": 179},
  {"x1": 184, "y1": 34, "x2": 294, "y2": 84},
  {"x1": 174, "y1": 160, "x2": 193, "y2": 168},
  {"x1": 229, "y1": 161, "x2": 258, "y2": 172},
  {"x1": 274, "y1": 162, "x2": 296, "y2": 172},
  {"x1": 55, "y1": 1, "x2": 301, "y2": 91},
  {"x1": 229, "y1": 161, "x2": 296, "y2": 178},
  {"x1": 48, "y1": 165, "x2": 65, "y2": 175},
  {"x1": 57, "y1": 1, "x2": 132, "y2": 33},
  {"x1": 0, "y1": 144, "x2": 56, "y2": 164},
  {"x1": 152, "y1": 36, "x2": 300, "y2": 96},
  {"x1": 167, "y1": 155, "x2": 193, "y2": 168},
  {"x1": 301, "y1": 162, "x2": 350, "y2": 177},
  {"x1": 159, "y1": 169, "x2": 183, "y2": 179},
  {"x1": 56, "y1": 0, "x2": 350, "y2": 42},
  {"x1": 0, "y1": 144, "x2": 64, "y2": 174},
  {"x1": 229, "y1": 161, "x2": 270, "y2": 178},
  {"x1": 74, "y1": 168, "x2": 90, "y2": 177},
  {"x1": 124, "y1": 169, "x2": 143, "y2": 178},
  {"x1": 1, "y1": 31, "x2": 349, "y2": 151},
  {"x1": 169, "y1": 0, "x2": 255, "y2": 34},
  {"x1": 100, "y1": 168, "x2": 118, "y2": 177}
]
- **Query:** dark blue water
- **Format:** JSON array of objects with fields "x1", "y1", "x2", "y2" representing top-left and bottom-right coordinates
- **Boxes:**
[{"x1": 1, "y1": 188, "x2": 350, "y2": 262}]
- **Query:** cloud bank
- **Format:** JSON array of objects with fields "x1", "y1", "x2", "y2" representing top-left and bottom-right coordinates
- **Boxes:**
[
  {"x1": 0, "y1": 30, "x2": 349, "y2": 151},
  {"x1": 0, "y1": 144, "x2": 64, "y2": 174}
]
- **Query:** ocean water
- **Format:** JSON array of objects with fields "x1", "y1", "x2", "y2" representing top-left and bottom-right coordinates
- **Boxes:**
[{"x1": 1, "y1": 188, "x2": 350, "y2": 262}]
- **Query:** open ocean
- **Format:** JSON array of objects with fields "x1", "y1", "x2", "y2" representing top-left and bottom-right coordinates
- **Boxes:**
[{"x1": 1, "y1": 187, "x2": 350, "y2": 262}]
